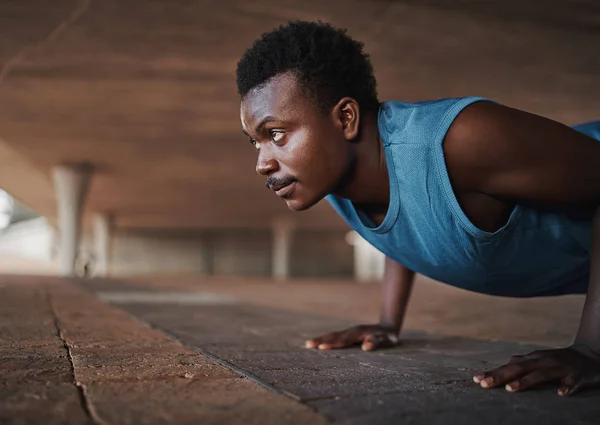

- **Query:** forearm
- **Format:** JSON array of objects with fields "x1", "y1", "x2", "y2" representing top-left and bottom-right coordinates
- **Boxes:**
[
  {"x1": 576, "y1": 207, "x2": 600, "y2": 350},
  {"x1": 379, "y1": 256, "x2": 415, "y2": 333}
]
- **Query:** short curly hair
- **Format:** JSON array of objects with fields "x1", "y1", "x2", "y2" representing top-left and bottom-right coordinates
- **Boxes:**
[{"x1": 236, "y1": 21, "x2": 379, "y2": 114}]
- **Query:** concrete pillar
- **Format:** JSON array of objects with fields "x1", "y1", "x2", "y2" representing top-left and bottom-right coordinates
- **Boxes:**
[
  {"x1": 52, "y1": 164, "x2": 92, "y2": 277},
  {"x1": 92, "y1": 213, "x2": 112, "y2": 277},
  {"x1": 272, "y1": 219, "x2": 294, "y2": 280},
  {"x1": 346, "y1": 231, "x2": 385, "y2": 282}
]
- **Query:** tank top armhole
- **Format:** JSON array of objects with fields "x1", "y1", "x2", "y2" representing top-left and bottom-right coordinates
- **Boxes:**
[{"x1": 431, "y1": 97, "x2": 522, "y2": 241}]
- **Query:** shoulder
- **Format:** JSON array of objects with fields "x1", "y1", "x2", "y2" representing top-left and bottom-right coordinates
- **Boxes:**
[
  {"x1": 443, "y1": 101, "x2": 600, "y2": 202},
  {"x1": 379, "y1": 97, "x2": 487, "y2": 147}
]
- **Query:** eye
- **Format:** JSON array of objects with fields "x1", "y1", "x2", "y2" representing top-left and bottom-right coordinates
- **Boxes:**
[
  {"x1": 249, "y1": 138, "x2": 260, "y2": 150},
  {"x1": 270, "y1": 130, "x2": 285, "y2": 144}
]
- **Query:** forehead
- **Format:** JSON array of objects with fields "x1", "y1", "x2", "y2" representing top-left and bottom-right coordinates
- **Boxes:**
[{"x1": 240, "y1": 73, "x2": 314, "y2": 129}]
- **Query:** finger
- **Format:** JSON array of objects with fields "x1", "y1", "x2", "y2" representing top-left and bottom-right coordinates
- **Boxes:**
[
  {"x1": 317, "y1": 331, "x2": 363, "y2": 350},
  {"x1": 559, "y1": 375, "x2": 587, "y2": 397},
  {"x1": 508, "y1": 350, "x2": 546, "y2": 364},
  {"x1": 318, "y1": 341, "x2": 348, "y2": 349},
  {"x1": 305, "y1": 335, "x2": 329, "y2": 349},
  {"x1": 305, "y1": 338, "x2": 321, "y2": 349},
  {"x1": 305, "y1": 331, "x2": 344, "y2": 349},
  {"x1": 474, "y1": 351, "x2": 542, "y2": 383},
  {"x1": 477, "y1": 358, "x2": 552, "y2": 389},
  {"x1": 361, "y1": 332, "x2": 398, "y2": 351},
  {"x1": 508, "y1": 354, "x2": 526, "y2": 364},
  {"x1": 505, "y1": 367, "x2": 567, "y2": 392}
]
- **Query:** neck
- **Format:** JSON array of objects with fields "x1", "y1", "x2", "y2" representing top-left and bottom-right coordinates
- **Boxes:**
[{"x1": 332, "y1": 112, "x2": 390, "y2": 208}]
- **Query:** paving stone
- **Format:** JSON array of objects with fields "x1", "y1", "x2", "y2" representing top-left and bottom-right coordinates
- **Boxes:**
[
  {"x1": 198, "y1": 349, "x2": 415, "y2": 399},
  {"x1": 72, "y1": 345, "x2": 237, "y2": 383},
  {"x1": 107, "y1": 299, "x2": 600, "y2": 425},
  {"x1": 207, "y1": 347, "x2": 350, "y2": 368},
  {"x1": 80, "y1": 278, "x2": 157, "y2": 293},
  {"x1": 0, "y1": 320, "x2": 62, "y2": 348},
  {"x1": 48, "y1": 289, "x2": 177, "y2": 349},
  {"x1": 55, "y1": 319, "x2": 174, "y2": 349},
  {"x1": 124, "y1": 303, "x2": 353, "y2": 332},
  {"x1": 0, "y1": 279, "x2": 334, "y2": 425},
  {"x1": 0, "y1": 383, "x2": 88, "y2": 425},
  {"x1": 123, "y1": 303, "x2": 355, "y2": 349},
  {"x1": 0, "y1": 346, "x2": 72, "y2": 385},
  {"x1": 310, "y1": 384, "x2": 600, "y2": 425},
  {"x1": 87, "y1": 378, "x2": 330, "y2": 425},
  {"x1": 0, "y1": 287, "x2": 60, "y2": 348},
  {"x1": 165, "y1": 327, "x2": 306, "y2": 351}
]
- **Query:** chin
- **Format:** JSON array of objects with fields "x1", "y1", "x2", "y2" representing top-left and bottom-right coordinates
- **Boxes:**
[{"x1": 284, "y1": 196, "x2": 319, "y2": 212}]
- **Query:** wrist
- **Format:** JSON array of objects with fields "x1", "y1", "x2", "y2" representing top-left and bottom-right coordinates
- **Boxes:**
[
  {"x1": 574, "y1": 333, "x2": 600, "y2": 353},
  {"x1": 378, "y1": 318, "x2": 401, "y2": 334}
]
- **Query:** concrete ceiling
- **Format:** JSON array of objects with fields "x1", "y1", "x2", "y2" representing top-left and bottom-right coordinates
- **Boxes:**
[{"x1": 0, "y1": 0, "x2": 598, "y2": 229}]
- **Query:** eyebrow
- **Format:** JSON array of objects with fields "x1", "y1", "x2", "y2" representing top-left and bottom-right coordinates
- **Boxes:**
[
  {"x1": 241, "y1": 116, "x2": 282, "y2": 137},
  {"x1": 255, "y1": 116, "x2": 280, "y2": 133}
]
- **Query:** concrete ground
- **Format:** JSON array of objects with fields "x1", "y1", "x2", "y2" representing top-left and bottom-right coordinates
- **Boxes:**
[{"x1": 1, "y1": 274, "x2": 597, "y2": 425}]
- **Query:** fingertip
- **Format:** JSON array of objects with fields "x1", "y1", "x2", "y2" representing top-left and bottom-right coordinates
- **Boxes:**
[
  {"x1": 473, "y1": 375, "x2": 484, "y2": 384},
  {"x1": 361, "y1": 342, "x2": 374, "y2": 351},
  {"x1": 305, "y1": 340, "x2": 317, "y2": 349},
  {"x1": 558, "y1": 387, "x2": 569, "y2": 397},
  {"x1": 318, "y1": 343, "x2": 330, "y2": 350},
  {"x1": 480, "y1": 377, "x2": 494, "y2": 389}
]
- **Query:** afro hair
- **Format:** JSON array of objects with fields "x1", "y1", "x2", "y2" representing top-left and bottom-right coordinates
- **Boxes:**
[{"x1": 236, "y1": 21, "x2": 379, "y2": 114}]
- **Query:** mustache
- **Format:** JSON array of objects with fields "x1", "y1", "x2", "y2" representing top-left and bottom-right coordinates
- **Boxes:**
[{"x1": 265, "y1": 175, "x2": 296, "y2": 191}]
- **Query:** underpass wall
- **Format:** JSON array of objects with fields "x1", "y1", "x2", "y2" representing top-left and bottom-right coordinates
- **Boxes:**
[{"x1": 107, "y1": 228, "x2": 354, "y2": 279}]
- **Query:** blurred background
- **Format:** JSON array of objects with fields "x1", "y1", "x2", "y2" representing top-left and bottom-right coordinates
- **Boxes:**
[{"x1": 0, "y1": 0, "x2": 598, "y2": 282}]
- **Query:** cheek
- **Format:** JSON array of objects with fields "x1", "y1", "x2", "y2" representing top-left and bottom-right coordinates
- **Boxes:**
[
  {"x1": 286, "y1": 131, "x2": 322, "y2": 176},
  {"x1": 284, "y1": 127, "x2": 347, "y2": 184}
]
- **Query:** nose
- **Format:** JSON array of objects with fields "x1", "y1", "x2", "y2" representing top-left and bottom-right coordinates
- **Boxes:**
[{"x1": 255, "y1": 148, "x2": 278, "y2": 176}]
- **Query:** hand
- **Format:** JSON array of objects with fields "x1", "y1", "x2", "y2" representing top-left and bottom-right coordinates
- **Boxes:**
[
  {"x1": 305, "y1": 324, "x2": 399, "y2": 351},
  {"x1": 474, "y1": 343, "x2": 600, "y2": 396}
]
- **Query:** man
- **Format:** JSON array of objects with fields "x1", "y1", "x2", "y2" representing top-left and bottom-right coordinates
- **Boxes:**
[{"x1": 236, "y1": 21, "x2": 600, "y2": 396}]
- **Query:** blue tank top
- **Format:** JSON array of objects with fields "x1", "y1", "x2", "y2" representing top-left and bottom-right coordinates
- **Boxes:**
[{"x1": 327, "y1": 97, "x2": 598, "y2": 297}]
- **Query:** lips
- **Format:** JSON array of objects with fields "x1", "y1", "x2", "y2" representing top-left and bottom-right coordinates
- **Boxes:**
[
  {"x1": 266, "y1": 176, "x2": 296, "y2": 193},
  {"x1": 270, "y1": 181, "x2": 293, "y2": 192},
  {"x1": 274, "y1": 181, "x2": 296, "y2": 197}
]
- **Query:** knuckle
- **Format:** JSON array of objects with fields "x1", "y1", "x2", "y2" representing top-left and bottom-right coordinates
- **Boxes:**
[
  {"x1": 362, "y1": 333, "x2": 375, "y2": 343},
  {"x1": 523, "y1": 350, "x2": 543, "y2": 359},
  {"x1": 510, "y1": 363, "x2": 526, "y2": 374},
  {"x1": 546, "y1": 358, "x2": 561, "y2": 368},
  {"x1": 509, "y1": 355, "x2": 523, "y2": 363},
  {"x1": 323, "y1": 332, "x2": 343, "y2": 342},
  {"x1": 367, "y1": 332, "x2": 385, "y2": 343},
  {"x1": 562, "y1": 376, "x2": 575, "y2": 386},
  {"x1": 386, "y1": 333, "x2": 400, "y2": 344}
]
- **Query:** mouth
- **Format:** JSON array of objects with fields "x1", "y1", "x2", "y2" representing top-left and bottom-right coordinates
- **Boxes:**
[
  {"x1": 274, "y1": 181, "x2": 296, "y2": 198},
  {"x1": 267, "y1": 176, "x2": 297, "y2": 197}
]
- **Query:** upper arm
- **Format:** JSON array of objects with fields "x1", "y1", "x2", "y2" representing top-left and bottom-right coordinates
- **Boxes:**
[{"x1": 444, "y1": 101, "x2": 600, "y2": 208}]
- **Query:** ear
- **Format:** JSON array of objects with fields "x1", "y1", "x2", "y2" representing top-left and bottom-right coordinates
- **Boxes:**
[{"x1": 333, "y1": 97, "x2": 360, "y2": 140}]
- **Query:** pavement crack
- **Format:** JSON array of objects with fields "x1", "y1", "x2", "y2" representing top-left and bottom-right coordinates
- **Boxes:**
[{"x1": 46, "y1": 290, "x2": 107, "y2": 425}]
